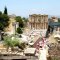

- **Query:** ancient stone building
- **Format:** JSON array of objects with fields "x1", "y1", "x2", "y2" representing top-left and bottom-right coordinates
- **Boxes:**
[
  {"x1": 29, "y1": 14, "x2": 48, "y2": 30},
  {"x1": 5, "y1": 14, "x2": 19, "y2": 35},
  {"x1": 51, "y1": 16, "x2": 58, "y2": 22}
]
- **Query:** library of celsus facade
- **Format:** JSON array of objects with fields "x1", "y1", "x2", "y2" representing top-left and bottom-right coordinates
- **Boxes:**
[{"x1": 28, "y1": 14, "x2": 48, "y2": 30}]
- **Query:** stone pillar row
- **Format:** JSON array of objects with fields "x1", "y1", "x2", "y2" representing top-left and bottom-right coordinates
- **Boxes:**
[{"x1": 30, "y1": 22, "x2": 48, "y2": 30}]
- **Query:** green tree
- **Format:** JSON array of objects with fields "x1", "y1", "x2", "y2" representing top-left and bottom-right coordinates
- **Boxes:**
[
  {"x1": 22, "y1": 17, "x2": 28, "y2": 27},
  {"x1": 58, "y1": 18, "x2": 60, "y2": 22},
  {"x1": 3, "y1": 36, "x2": 26, "y2": 51},
  {"x1": 22, "y1": 17, "x2": 28, "y2": 23},
  {"x1": 0, "y1": 13, "x2": 9, "y2": 31},
  {"x1": 4, "y1": 6, "x2": 8, "y2": 15},
  {"x1": 17, "y1": 27, "x2": 23, "y2": 34},
  {"x1": 0, "y1": 7, "x2": 9, "y2": 31},
  {"x1": 3, "y1": 36, "x2": 19, "y2": 51},
  {"x1": 15, "y1": 16, "x2": 24, "y2": 28},
  {"x1": 3, "y1": 36, "x2": 12, "y2": 51},
  {"x1": 0, "y1": 11, "x2": 2, "y2": 15}
]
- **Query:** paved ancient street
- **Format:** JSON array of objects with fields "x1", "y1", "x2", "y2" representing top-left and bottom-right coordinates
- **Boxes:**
[{"x1": 39, "y1": 42, "x2": 48, "y2": 60}]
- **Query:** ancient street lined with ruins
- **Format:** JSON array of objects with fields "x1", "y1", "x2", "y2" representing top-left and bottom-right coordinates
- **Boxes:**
[
  {"x1": 0, "y1": 0, "x2": 60, "y2": 60},
  {"x1": 0, "y1": 13, "x2": 60, "y2": 60}
]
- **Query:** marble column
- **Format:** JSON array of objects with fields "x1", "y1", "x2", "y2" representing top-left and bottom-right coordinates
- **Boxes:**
[
  {"x1": 35, "y1": 23, "x2": 37, "y2": 29},
  {"x1": 31, "y1": 23, "x2": 32, "y2": 29}
]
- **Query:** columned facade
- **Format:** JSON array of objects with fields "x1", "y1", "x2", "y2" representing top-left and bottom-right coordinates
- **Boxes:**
[{"x1": 29, "y1": 14, "x2": 48, "y2": 30}]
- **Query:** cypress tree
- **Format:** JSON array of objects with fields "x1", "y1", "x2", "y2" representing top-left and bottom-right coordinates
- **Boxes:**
[{"x1": 4, "y1": 6, "x2": 8, "y2": 15}]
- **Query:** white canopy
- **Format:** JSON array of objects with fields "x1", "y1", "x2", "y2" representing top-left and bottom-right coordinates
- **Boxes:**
[
  {"x1": 54, "y1": 34, "x2": 60, "y2": 38},
  {"x1": 24, "y1": 48, "x2": 36, "y2": 54},
  {"x1": 29, "y1": 42, "x2": 34, "y2": 45}
]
